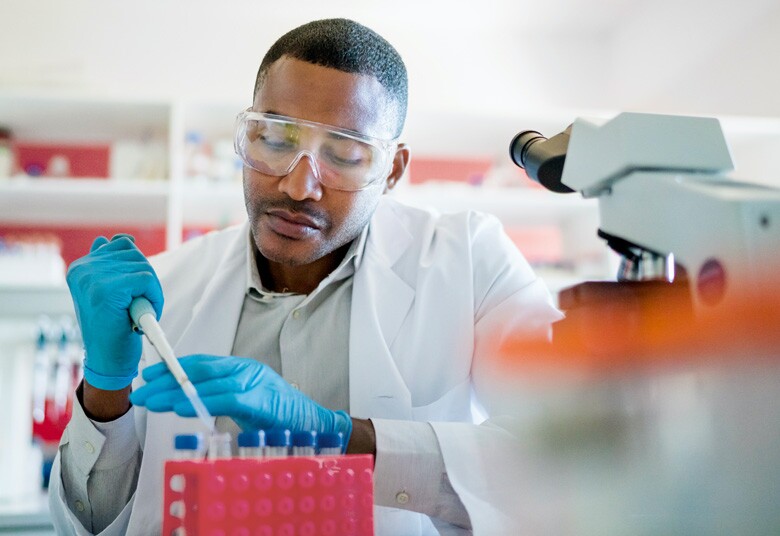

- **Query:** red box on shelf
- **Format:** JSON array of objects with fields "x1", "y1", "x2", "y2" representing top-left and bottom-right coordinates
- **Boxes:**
[
  {"x1": 407, "y1": 156, "x2": 492, "y2": 185},
  {"x1": 163, "y1": 455, "x2": 374, "y2": 536},
  {"x1": 15, "y1": 142, "x2": 110, "y2": 178}
]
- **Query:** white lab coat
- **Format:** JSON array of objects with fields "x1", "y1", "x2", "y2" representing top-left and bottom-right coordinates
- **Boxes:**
[{"x1": 50, "y1": 197, "x2": 562, "y2": 535}]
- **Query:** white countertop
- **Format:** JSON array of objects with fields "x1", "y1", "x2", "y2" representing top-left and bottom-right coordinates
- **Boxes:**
[{"x1": 0, "y1": 492, "x2": 54, "y2": 534}]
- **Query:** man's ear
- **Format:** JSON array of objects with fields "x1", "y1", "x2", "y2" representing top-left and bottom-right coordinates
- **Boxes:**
[{"x1": 383, "y1": 143, "x2": 410, "y2": 193}]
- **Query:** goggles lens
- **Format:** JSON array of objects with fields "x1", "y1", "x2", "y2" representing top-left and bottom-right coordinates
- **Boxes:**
[{"x1": 234, "y1": 111, "x2": 396, "y2": 191}]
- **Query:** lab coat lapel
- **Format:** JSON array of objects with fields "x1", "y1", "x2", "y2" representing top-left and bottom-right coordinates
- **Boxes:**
[
  {"x1": 350, "y1": 199, "x2": 415, "y2": 419},
  {"x1": 173, "y1": 224, "x2": 248, "y2": 357},
  {"x1": 129, "y1": 225, "x2": 248, "y2": 535}
]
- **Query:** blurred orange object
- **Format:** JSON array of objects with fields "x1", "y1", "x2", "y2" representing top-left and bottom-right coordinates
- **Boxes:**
[{"x1": 497, "y1": 278, "x2": 780, "y2": 378}]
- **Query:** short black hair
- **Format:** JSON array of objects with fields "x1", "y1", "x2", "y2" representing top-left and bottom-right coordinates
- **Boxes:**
[{"x1": 254, "y1": 18, "x2": 408, "y2": 138}]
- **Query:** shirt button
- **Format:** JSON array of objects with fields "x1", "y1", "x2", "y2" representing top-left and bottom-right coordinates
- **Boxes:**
[
  {"x1": 75, "y1": 500, "x2": 85, "y2": 512},
  {"x1": 395, "y1": 491, "x2": 410, "y2": 505},
  {"x1": 292, "y1": 310, "x2": 301, "y2": 319},
  {"x1": 83, "y1": 441, "x2": 95, "y2": 454}
]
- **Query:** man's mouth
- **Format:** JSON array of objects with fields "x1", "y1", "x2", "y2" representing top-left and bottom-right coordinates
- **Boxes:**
[{"x1": 265, "y1": 208, "x2": 321, "y2": 239}]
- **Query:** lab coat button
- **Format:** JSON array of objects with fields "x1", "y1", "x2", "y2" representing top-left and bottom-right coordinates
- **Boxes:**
[
  {"x1": 75, "y1": 500, "x2": 85, "y2": 512},
  {"x1": 292, "y1": 310, "x2": 301, "y2": 319},
  {"x1": 395, "y1": 491, "x2": 410, "y2": 505},
  {"x1": 84, "y1": 441, "x2": 95, "y2": 454}
]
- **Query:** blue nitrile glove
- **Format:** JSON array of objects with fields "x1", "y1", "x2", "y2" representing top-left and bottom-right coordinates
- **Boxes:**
[
  {"x1": 130, "y1": 355, "x2": 352, "y2": 447},
  {"x1": 66, "y1": 235, "x2": 163, "y2": 390}
]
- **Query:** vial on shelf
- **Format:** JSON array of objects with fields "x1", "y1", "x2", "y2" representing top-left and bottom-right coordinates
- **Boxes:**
[
  {"x1": 263, "y1": 429, "x2": 290, "y2": 457},
  {"x1": 317, "y1": 432, "x2": 344, "y2": 455},
  {"x1": 292, "y1": 430, "x2": 317, "y2": 456},
  {"x1": 237, "y1": 430, "x2": 265, "y2": 458}
]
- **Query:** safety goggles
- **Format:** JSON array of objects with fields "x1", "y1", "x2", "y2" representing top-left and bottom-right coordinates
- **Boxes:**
[{"x1": 234, "y1": 109, "x2": 398, "y2": 191}]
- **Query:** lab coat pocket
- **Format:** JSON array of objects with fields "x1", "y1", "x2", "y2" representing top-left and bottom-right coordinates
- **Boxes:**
[{"x1": 411, "y1": 377, "x2": 473, "y2": 422}]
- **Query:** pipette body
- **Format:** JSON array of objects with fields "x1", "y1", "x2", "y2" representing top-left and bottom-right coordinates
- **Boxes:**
[{"x1": 129, "y1": 297, "x2": 215, "y2": 434}]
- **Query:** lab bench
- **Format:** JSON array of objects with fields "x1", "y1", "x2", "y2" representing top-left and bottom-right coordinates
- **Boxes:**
[{"x1": 0, "y1": 492, "x2": 54, "y2": 535}]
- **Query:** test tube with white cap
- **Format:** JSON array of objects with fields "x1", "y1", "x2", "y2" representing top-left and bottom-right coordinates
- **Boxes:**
[
  {"x1": 263, "y1": 429, "x2": 291, "y2": 457},
  {"x1": 207, "y1": 432, "x2": 232, "y2": 460}
]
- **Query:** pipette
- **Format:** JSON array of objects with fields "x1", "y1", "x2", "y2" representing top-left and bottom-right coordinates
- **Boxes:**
[{"x1": 129, "y1": 297, "x2": 215, "y2": 434}]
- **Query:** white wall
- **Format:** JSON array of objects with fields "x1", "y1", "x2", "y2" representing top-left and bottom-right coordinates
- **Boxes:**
[{"x1": 1, "y1": 0, "x2": 779, "y2": 174}]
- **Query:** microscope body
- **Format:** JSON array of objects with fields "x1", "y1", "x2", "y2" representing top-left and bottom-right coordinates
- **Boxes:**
[
  {"x1": 511, "y1": 112, "x2": 780, "y2": 353},
  {"x1": 561, "y1": 112, "x2": 780, "y2": 314},
  {"x1": 498, "y1": 112, "x2": 780, "y2": 533}
]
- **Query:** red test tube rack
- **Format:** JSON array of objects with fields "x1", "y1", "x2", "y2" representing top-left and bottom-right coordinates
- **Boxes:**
[{"x1": 163, "y1": 455, "x2": 374, "y2": 536}]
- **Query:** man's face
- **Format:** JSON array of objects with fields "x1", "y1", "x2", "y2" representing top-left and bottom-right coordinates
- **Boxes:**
[{"x1": 244, "y1": 56, "x2": 405, "y2": 267}]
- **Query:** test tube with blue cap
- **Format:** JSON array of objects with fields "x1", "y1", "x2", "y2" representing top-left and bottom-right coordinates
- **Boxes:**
[
  {"x1": 169, "y1": 433, "x2": 204, "y2": 524},
  {"x1": 317, "y1": 432, "x2": 344, "y2": 455},
  {"x1": 238, "y1": 430, "x2": 265, "y2": 458},
  {"x1": 174, "y1": 433, "x2": 204, "y2": 460},
  {"x1": 264, "y1": 429, "x2": 291, "y2": 457},
  {"x1": 292, "y1": 430, "x2": 317, "y2": 456}
]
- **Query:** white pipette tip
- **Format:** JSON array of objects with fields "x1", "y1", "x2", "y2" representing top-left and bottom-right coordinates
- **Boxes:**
[
  {"x1": 181, "y1": 381, "x2": 216, "y2": 434},
  {"x1": 129, "y1": 297, "x2": 215, "y2": 434}
]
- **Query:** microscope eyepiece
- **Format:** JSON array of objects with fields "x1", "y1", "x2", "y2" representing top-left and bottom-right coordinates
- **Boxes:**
[
  {"x1": 509, "y1": 130, "x2": 546, "y2": 170},
  {"x1": 509, "y1": 126, "x2": 575, "y2": 193}
]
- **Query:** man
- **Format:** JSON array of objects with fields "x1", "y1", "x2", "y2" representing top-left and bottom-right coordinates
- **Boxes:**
[{"x1": 50, "y1": 18, "x2": 561, "y2": 535}]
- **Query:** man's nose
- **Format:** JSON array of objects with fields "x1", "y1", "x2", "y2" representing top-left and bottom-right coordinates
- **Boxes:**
[{"x1": 278, "y1": 153, "x2": 323, "y2": 202}]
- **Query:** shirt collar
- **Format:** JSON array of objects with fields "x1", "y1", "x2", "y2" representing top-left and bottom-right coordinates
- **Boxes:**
[{"x1": 244, "y1": 224, "x2": 369, "y2": 298}]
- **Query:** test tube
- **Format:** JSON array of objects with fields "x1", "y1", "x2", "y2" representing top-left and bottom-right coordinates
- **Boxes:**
[
  {"x1": 170, "y1": 434, "x2": 202, "y2": 521},
  {"x1": 174, "y1": 434, "x2": 204, "y2": 459},
  {"x1": 207, "y1": 432, "x2": 232, "y2": 460},
  {"x1": 31, "y1": 327, "x2": 49, "y2": 424},
  {"x1": 263, "y1": 429, "x2": 291, "y2": 457},
  {"x1": 317, "y1": 432, "x2": 344, "y2": 455},
  {"x1": 237, "y1": 430, "x2": 265, "y2": 458},
  {"x1": 292, "y1": 431, "x2": 317, "y2": 456}
]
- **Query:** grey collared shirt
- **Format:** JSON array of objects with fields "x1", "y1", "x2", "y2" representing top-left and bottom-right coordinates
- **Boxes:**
[{"x1": 216, "y1": 226, "x2": 367, "y2": 439}]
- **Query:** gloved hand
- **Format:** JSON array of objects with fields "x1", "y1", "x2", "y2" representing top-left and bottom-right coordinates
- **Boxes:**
[
  {"x1": 130, "y1": 355, "x2": 352, "y2": 446},
  {"x1": 66, "y1": 235, "x2": 163, "y2": 391}
]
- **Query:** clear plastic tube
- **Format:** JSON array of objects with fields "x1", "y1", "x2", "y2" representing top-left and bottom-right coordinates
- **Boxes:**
[{"x1": 207, "y1": 432, "x2": 232, "y2": 459}]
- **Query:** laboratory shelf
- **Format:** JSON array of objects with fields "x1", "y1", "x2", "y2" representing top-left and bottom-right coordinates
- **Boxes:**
[
  {"x1": 0, "y1": 178, "x2": 170, "y2": 225},
  {"x1": 0, "y1": 90, "x2": 170, "y2": 143},
  {"x1": 0, "y1": 286, "x2": 73, "y2": 319},
  {"x1": 392, "y1": 183, "x2": 599, "y2": 226},
  {"x1": 0, "y1": 491, "x2": 54, "y2": 535},
  {"x1": 174, "y1": 181, "x2": 600, "y2": 229}
]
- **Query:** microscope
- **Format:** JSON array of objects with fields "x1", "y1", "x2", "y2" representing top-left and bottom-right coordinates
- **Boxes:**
[{"x1": 510, "y1": 113, "x2": 780, "y2": 354}]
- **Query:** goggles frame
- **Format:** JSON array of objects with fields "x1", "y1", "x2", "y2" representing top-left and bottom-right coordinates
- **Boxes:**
[{"x1": 234, "y1": 109, "x2": 399, "y2": 192}]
